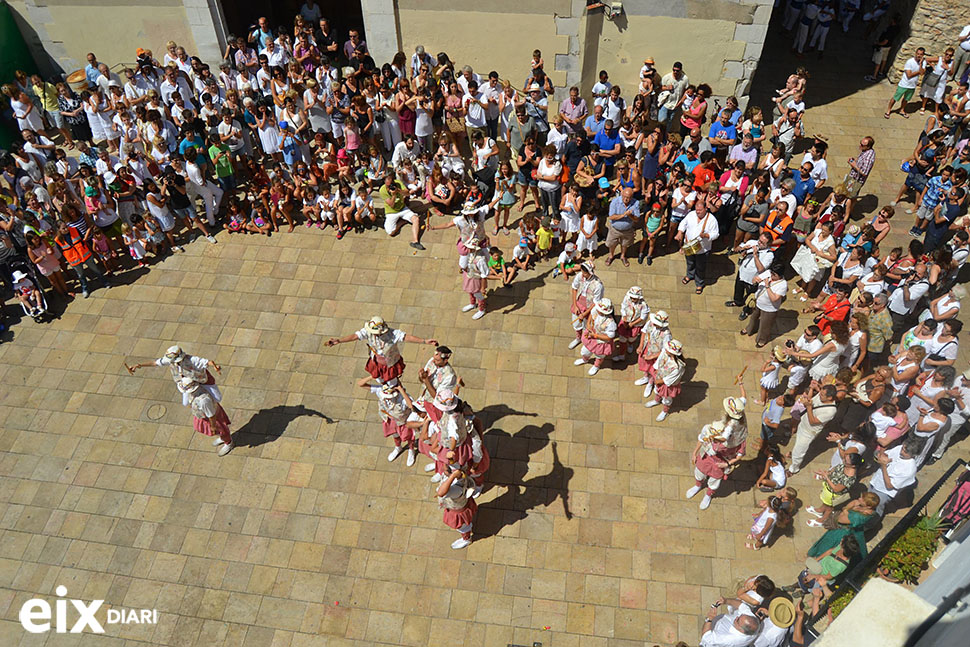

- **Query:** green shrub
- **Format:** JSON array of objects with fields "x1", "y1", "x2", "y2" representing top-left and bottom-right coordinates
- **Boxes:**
[{"x1": 878, "y1": 514, "x2": 943, "y2": 584}]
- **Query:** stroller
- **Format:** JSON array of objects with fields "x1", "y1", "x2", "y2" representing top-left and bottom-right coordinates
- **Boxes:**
[{"x1": 9, "y1": 258, "x2": 48, "y2": 321}]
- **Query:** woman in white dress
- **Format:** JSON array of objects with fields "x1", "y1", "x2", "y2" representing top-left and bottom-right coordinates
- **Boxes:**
[
  {"x1": 83, "y1": 90, "x2": 107, "y2": 145},
  {"x1": 841, "y1": 312, "x2": 868, "y2": 371},
  {"x1": 791, "y1": 221, "x2": 837, "y2": 298},
  {"x1": 414, "y1": 95, "x2": 435, "y2": 154},
  {"x1": 377, "y1": 85, "x2": 402, "y2": 153},
  {"x1": 8, "y1": 87, "x2": 44, "y2": 132},
  {"x1": 789, "y1": 320, "x2": 849, "y2": 382},
  {"x1": 498, "y1": 82, "x2": 520, "y2": 142},
  {"x1": 303, "y1": 78, "x2": 333, "y2": 137}
]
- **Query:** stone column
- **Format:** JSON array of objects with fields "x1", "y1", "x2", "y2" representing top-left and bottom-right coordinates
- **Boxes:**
[
  {"x1": 360, "y1": 0, "x2": 401, "y2": 68},
  {"x1": 182, "y1": 0, "x2": 228, "y2": 66}
]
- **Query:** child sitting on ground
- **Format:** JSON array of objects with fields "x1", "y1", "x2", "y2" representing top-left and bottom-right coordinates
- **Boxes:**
[
  {"x1": 512, "y1": 237, "x2": 534, "y2": 272},
  {"x1": 12, "y1": 270, "x2": 44, "y2": 317},
  {"x1": 486, "y1": 246, "x2": 515, "y2": 286},
  {"x1": 747, "y1": 495, "x2": 782, "y2": 550},
  {"x1": 756, "y1": 445, "x2": 788, "y2": 492}
]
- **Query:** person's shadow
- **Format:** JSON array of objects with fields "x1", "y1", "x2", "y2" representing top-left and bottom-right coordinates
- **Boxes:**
[
  {"x1": 232, "y1": 404, "x2": 332, "y2": 448},
  {"x1": 490, "y1": 268, "x2": 553, "y2": 315},
  {"x1": 475, "y1": 403, "x2": 538, "y2": 432},
  {"x1": 475, "y1": 441, "x2": 574, "y2": 539}
]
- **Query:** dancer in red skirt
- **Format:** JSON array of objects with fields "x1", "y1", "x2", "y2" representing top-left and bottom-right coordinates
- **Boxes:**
[
  {"x1": 687, "y1": 415, "x2": 748, "y2": 511},
  {"x1": 614, "y1": 286, "x2": 650, "y2": 360},
  {"x1": 634, "y1": 311, "x2": 671, "y2": 395},
  {"x1": 180, "y1": 377, "x2": 234, "y2": 456},
  {"x1": 327, "y1": 316, "x2": 437, "y2": 384},
  {"x1": 643, "y1": 339, "x2": 685, "y2": 421},
  {"x1": 358, "y1": 378, "x2": 418, "y2": 465},
  {"x1": 436, "y1": 466, "x2": 477, "y2": 549},
  {"x1": 460, "y1": 246, "x2": 490, "y2": 320},
  {"x1": 568, "y1": 261, "x2": 604, "y2": 349},
  {"x1": 415, "y1": 345, "x2": 460, "y2": 410},
  {"x1": 573, "y1": 297, "x2": 617, "y2": 376}
]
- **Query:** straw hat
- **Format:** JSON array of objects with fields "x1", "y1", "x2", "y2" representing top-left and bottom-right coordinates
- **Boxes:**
[
  {"x1": 364, "y1": 316, "x2": 389, "y2": 335},
  {"x1": 595, "y1": 298, "x2": 614, "y2": 315},
  {"x1": 664, "y1": 339, "x2": 682, "y2": 355},
  {"x1": 846, "y1": 224, "x2": 861, "y2": 236},
  {"x1": 434, "y1": 388, "x2": 458, "y2": 411},
  {"x1": 723, "y1": 397, "x2": 746, "y2": 419},
  {"x1": 164, "y1": 345, "x2": 185, "y2": 361},
  {"x1": 643, "y1": 57, "x2": 655, "y2": 65},
  {"x1": 772, "y1": 345, "x2": 787, "y2": 362},
  {"x1": 768, "y1": 597, "x2": 796, "y2": 628},
  {"x1": 650, "y1": 310, "x2": 669, "y2": 327}
]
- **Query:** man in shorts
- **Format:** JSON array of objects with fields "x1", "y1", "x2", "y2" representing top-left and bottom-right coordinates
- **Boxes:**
[
  {"x1": 865, "y1": 12, "x2": 901, "y2": 81},
  {"x1": 379, "y1": 175, "x2": 425, "y2": 250},
  {"x1": 885, "y1": 47, "x2": 925, "y2": 119}
]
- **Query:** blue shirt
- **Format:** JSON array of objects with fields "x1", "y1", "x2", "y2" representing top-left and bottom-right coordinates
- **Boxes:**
[
  {"x1": 85, "y1": 64, "x2": 101, "y2": 88},
  {"x1": 921, "y1": 176, "x2": 951, "y2": 209},
  {"x1": 253, "y1": 28, "x2": 274, "y2": 50},
  {"x1": 674, "y1": 154, "x2": 700, "y2": 174},
  {"x1": 608, "y1": 195, "x2": 641, "y2": 231},
  {"x1": 791, "y1": 175, "x2": 816, "y2": 204},
  {"x1": 584, "y1": 114, "x2": 605, "y2": 136},
  {"x1": 707, "y1": 121, "x2": 737, "y2": 148},
  {"x1": 593, "y1": 129, "x2": 622, "y2": 166}
]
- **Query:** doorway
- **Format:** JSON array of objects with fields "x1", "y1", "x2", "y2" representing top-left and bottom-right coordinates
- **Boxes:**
[{"x1": 219, "y1": 0, "x2": 365, "y2": 48}]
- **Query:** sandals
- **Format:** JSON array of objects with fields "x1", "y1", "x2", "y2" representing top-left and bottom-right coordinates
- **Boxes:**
[
  {"x1": 605, "y1": 256, "x2": 615, "y2": 266},
  {"x1": 695, "y1": 286, "x2": 704, "y2": 294},
  {"x1": 745, "y1": 541, "x2": 762, "y2": 551},
  {"x1": 883, "y1": 112, "x2": 891, "y2": 119},
  {"x1": 682, "y1": 276, "x2": 690, "y2": 285},
  {"x1": 621, "y1": 258, "x2": 630, "y2": 267}
]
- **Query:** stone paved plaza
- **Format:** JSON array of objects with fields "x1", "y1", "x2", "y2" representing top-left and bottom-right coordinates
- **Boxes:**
[{"x1": 2, "y1": 19, "x2": 970, "y2": 647}]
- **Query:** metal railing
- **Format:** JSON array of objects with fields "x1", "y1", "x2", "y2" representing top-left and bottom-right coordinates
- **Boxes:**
[{"x1": 805, "y1": 458, "x2": 969, "y2": 638}]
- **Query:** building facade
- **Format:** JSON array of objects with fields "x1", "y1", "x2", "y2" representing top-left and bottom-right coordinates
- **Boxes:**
[{"x1": 9, "y1": 0, "x2": 774, "y2": 104}]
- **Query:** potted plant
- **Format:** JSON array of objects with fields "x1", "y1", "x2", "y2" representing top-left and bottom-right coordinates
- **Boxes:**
[
  {"x1": 877, "y1": 514, "x2": 943, "y2": 584},
  {"x1": 828, "y1": 588, "x2": 857, "y2": 620}
]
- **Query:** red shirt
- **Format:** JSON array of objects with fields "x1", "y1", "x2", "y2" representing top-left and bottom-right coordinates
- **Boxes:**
[
  {"x1": 815, "y1": 294, "x2": 850, "y2": 335},
  {"x1": 692, "y1": 164, "x2": 715, "y2": 189}
]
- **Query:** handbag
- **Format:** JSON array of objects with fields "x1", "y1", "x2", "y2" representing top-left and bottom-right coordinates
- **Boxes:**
[
  {"x1": 446, "y1": 116, "x2": 464, "y2": 133},
  {"x1": 922, "y1": 68, "x2": 943, "y2": 88}
]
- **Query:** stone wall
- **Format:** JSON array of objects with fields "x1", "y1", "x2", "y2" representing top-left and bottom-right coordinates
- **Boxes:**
[{"x1": 889, "y1": 0, "x2": 970, "y2": 83}]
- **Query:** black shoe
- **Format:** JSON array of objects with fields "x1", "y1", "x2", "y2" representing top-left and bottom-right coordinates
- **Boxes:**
[
  {"x1": 739, "y1": 309, "x2": 751, "y2": 321},
  {"x1": 637, "y1": 254, "x2": 645, "y2": 265},
  {"x1": 409, "y1": 242, "x2": 426, "y2": 251},
  {"x1": 724, "y1": 300, "x2": 739, "y2": 307},
  {"x1": 646, "y1": 256, "x2": 653, "y2": 266}
]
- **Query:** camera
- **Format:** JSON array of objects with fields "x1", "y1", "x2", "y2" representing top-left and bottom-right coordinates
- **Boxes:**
[{"x1": 785, "y1": 340, "x2": 795, "y2": 349}]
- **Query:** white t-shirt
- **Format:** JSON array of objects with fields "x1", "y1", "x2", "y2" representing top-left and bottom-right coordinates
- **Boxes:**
[
  {"x1": 677, "y1": 210, "x2": 720, "y2": 253},
  {"x1": 755, "y1": 272, "x2": 788, "y2": 312},
  {"x1": 869, "y1": 446, "x2": 917, "y2": 497},
  {"x1": 768, "y1": 189, "x2": 797, "y2": 217},
  {"x1": 898, "y1": 58, "x2": 924, "y2": 90},
  {"x1": 888, "y1": 278, "x2": 930, "y2": 315},
  {"x1": 463, "y1": 92, "x2": 487, "y2": 128},
  {"x1": 537, "y1": 158, "x2": 562, "y2": 192},
  {"x1": 217, "y1": 120, "x2": 245, "y2": 152},
  {"x1": 671, "y1": 187, "x2": 696, "y2": 221},
  {"x1": 591, "y1": 81, "x2": 612, "y2": 107},
  {"x1": 737, "y1": 243, "x2": 775, "y2": 284}
]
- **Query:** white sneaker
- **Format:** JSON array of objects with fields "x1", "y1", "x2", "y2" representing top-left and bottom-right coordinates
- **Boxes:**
[
  {"x1": 699, "y1": 493, "x2": 712, "y2": 510},
  {"x1": 471, "y1": 485, "x2": 482, "y2": 498},
  {"x1": 387, "y1": 446, "x2": 405, "y2": 462},
  {"x1": 656, "y1": 411, "x2": 668, "y2": 421},
  {"x1": 430, "y1": 472, "x2": 444, "y2": 483},
  {"x1": 212, "y1": 437, "x2": 225, "y2": 446},
  {"x1": 805, "y1": 506, "x2": 823, "y2": 518},
  {"x1": 451, "y1": 537, "x2": 471, "y2": 550},
  {"x1": 573, "y1": 358, "x2": 587, "y2": 366},
  {"x1": 406, "y1": 448, "x2": 416, "y2": 467},
  {"x1": 642, "y1": 384, "x2": 654, "y2": 398},
  {"x1": 634, "y1": 376, "x2": 649, "y2": 386},
  {"x1": 471, "y1": 310, "x2": 485, "y2": 320},
  {"x1": 644, "y1": 399, "x2": 660, "y2": 408},
  {"x1": 424, "y1": 463, "x2": 436, "y2": 472},
  {"x1": 568, "y1": 338, "x2": 581, "y2": 349},
  {"x1": 174, "y1": 246, "x2": 185, "y2": 253},
  {"x1": 462, "y1": 303, "x2": 477, "y2": 312},
  {"x1": 206, "y1": 235, "x2": 217, "y2": 244},
  {"x1": 587, "y1": 366, "x2": 599, "y2": 376},
  {"x1": 217, "y1": 443, "x2": 234, "y2": 456},
  {"x1": 686, "y1": 485, "x2": 702, "y2": 499}
]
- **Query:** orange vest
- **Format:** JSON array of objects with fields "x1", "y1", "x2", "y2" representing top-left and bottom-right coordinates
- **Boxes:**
[
  {"x1": 55, "y1": 226, "x2": 91, "y2": 266},
  {"x1": 762, "y1": 210, "x2": 793, "y2": 243}
]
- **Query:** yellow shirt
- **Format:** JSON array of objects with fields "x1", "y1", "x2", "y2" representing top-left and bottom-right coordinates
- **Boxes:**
[
  {"x1": 536, "y1": 226, "x2": 553, "y2": 250},
  {"x1": 33, "y1": 82, "x2": 59, "y2": 112}
]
